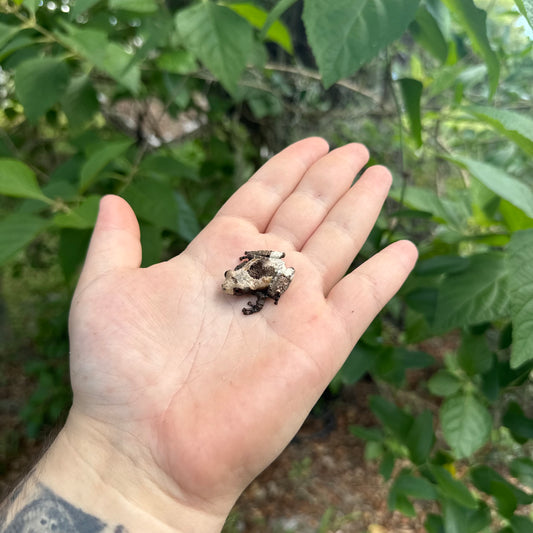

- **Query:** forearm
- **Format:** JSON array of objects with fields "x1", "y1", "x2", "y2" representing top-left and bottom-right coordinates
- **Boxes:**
[{"x1": 0, "y1": 414, "x2": 227, "y2": 533}]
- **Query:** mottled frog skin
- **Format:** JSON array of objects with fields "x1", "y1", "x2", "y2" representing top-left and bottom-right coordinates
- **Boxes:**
[{"x1": 222, "y1": 250, "x2": 295, "y2": 314}]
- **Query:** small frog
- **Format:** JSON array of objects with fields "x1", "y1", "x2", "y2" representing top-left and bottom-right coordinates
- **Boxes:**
[{"x1": 222, "y1": 250, "x2": 295, "y2": 315}]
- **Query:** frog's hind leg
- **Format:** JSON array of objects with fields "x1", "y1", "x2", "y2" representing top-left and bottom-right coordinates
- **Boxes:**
[{"x1": 242, "y1": 292, "x2": 267, "y2": 315}]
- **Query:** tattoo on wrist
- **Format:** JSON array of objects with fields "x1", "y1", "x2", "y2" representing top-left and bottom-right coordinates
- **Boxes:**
[{"x1": 1, "y1": 484, "x2": 128, "y2": 533}]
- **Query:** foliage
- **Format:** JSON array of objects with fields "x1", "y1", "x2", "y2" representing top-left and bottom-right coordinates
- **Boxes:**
[{"x1": 1, "y1": 0, "x2": 533, "y2": 530}]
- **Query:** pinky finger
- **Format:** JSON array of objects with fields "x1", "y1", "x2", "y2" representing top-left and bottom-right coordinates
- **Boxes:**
[{"x1": 327, "y1": 240, "x2": 418, "y2": 344}]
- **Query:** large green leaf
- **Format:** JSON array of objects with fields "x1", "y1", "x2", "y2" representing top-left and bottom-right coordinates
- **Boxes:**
[
  {"x1": 14, "y1": 57, "x2": 70, "y2": 122},
  {"x1": 465, "y1": 106, "x2": 533, "y2": 156},
  {"x1": 302, "y1": 0, "x2": 420, "y2": 88},
  {"x1": 515, "y1": 0, "x2": 533, "y2": 29},
  {"x1": 0, "y1": 159, "x2": 50, "y2": 202},
  {"x1": 0, "y1": 213, "x2": 49, "y2": 265},
  {"x1": 175, "y1": 2, "x2": 254, "y2": 94},
  {"x1": 453, "y1": 155, "x2": 533, "y2": 219},
  {"x1": 434, "y1": 252, "x2": 510, "y2": 331},
  {"x1": 79, "y1": 139, "x2": 133, "y2": 192},
  {"x1": 56, "y1": 23, "x2": 140, "y2": 94},
  {"x1": 508, "y1": 229, "x2": 533, "y2": 367},
  {"x1": 440, "y1": 394, "x2": 492, "y2": 458},
  {"x1": 122, "y1": 178, "x2": 200, "y2": 241},
  {"x1": 440, "y1": 0, "x2": 499, "y2": 97}
]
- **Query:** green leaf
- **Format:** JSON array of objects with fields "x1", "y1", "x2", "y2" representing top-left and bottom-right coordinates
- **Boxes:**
[
  {"x1": 453, "y1": 155, "x2": 533, "y2": 219},
  {"x1": 398, "y1": 78, "x2": 423, "y2": 147},
  {"x1": 390, "y1": 186, "x2": 468, "y2": 229},
  {"x1": 259, "y1": 0, "x2": 298, "y2": 42},
  {"x1": 122, "y1": 178, "x2": 197, "y2": 235},
  {"x1": 409, "y1": 6, "x2": 448, "y2": 63},
  {"x1": 508, "y1": 229, "x2": 533, "y2": 367},
  {"x1": 79, "y1": 139, "x2": 133, "y2": 192},
  {"x1": 58, "y1": 228, "x2": 92, "y2": 282},
  {"x1": 379, "y1": 452, "x2": 395, "y2": 481},
  {"x1": 369, "y1": 396, "x2": 414, "y2": 438},
  {"x1": 0, "y1": 213, "x2": 49, "y2": 265},
  {"x1": 392, "y1": 471, "x2": 438, "y2": 500},
  {"x1": 440, "y1": 0, "x2": 499, "y2": 97},
  {"x1": 335, "y1": 343, "x2": 375, "y2": 385},
  {"x1": 174, "y1": 191, "x2": 200, "y2": 242},
  {"x1": 429, "y1": 465, "x2": 478, "y2": 509},
  {"x1": 502, "y1": 402, "x2": 533, "y2": 442},
  {"x1": 139, "y1": 222, "x2": 163, "y2": 268},
  {"x1": 227, "y1": 2, "x2": 293, "y2": 54},
  {"x1": 427, "y1": 370, "x2": 462, "y2": 397},
  {"x1": 69, "y1": 0, "x2": 101, "y2": 19},
  {"x1": 156, "y1": 49, "x2": 198, "y2": 74},
  {"x1": 434, "y1": 252, "x2": 510, "y2": 332},
  {"x1": 405, "y1": 410, "x2": 435, "y2": 464},
  {"x1": 471, "y1": 465, "x2": 533, "y2": 508},
  {"x1": 510, "y1": 516, "x2": 533, "y2": 533},
  {"x1": 373, "y1": 346, "x2": 434, "y2": 387},
  {"x1": 14, "y1": 57, "x2": 70, "y2": 122},
  {"x1": 302, "y1": 0, "x2": 420, "y2": 88},
  {"x1": 63, "y1": 75, "x2": 99, "y2": 129},
  {"x1": 442, "y1": 499, "x2": 491, "y2": 533},
  {"x1": 457, "y1": 331, "x2": 492, "y2": 376},
  {"x1": 57, "y1": 23, "x2": 140, "y2": 94},
  {"x1": 514, "y1": 0, "x2": 533, "y2": 30},
  {"x1": 0, "y1": 159, "x2": 49, "y2": 202},
  {"x1": 176, "y1": 2, "x2": 254, "y2": 94},
  {"x1": 108, "y1": 0, "x2": 157, "y2": 13},
  {"x1": 440, "y1": 394, "x2": 491, "y2": 458},
  {"x1": 509, "y1": 458, "x2": 533, "y2": 489},
  {"x1": 465, "y1": 106, "x2": 533, "y2": 156},
  {"x1": 0, "y1": 23, "x2": 21, "y2": 50},
  {"x1": 53, "y1": 196, "x2": 100, "y2": 229}
]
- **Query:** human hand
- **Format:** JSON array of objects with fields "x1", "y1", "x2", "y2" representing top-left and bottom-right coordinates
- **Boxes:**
[{"x1": 52, "y1": 138, "x2": 417, "y2": 531}]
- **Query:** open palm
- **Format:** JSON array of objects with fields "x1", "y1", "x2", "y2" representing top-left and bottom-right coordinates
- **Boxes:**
[{"x1": 66, "y1": 138, "x2": 417, "y2": 521}]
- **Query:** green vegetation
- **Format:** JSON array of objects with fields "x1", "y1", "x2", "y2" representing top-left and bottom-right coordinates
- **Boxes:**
[{"x1": 1, "y1": 0, "x2": 533, "y2": 530}]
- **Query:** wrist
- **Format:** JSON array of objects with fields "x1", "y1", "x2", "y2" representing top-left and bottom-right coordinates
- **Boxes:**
[{"x1": 3, "y1": 411, "x2": 227, "y2": 533}]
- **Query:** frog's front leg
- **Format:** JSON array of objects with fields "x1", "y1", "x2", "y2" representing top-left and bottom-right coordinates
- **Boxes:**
[
  {"x1": 242, "y1": 291, "x2": 267, "y2": 315},
  {"x1": 240, "y1": 250, "x2": 285, "y2": 261}
]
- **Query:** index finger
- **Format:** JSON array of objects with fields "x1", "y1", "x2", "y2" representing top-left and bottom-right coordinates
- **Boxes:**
[{"x1": 215, "y1": 137, "x2": 330, "y2": 232}]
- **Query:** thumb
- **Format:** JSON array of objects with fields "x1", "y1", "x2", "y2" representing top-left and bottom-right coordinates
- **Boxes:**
[{"x1": 78, "y1": 195, "x2": 142, "y2": 287}]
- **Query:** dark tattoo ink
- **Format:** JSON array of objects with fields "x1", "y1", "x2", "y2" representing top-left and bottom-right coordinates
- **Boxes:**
[{"x1": 1, "y1": 485, "x2": 129, "y2": 533}]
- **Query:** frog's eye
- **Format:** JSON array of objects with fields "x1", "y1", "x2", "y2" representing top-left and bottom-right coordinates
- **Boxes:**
[{"x1": 224, "y1": 270, "x2": 230, "y2": 277}]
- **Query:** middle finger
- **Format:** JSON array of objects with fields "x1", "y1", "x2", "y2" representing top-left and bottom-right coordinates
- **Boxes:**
[{"x1": 265, "y1": 143, "x2": 369, "y2": 250}]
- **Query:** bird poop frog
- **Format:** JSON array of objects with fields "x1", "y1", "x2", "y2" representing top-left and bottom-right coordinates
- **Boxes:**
[{"x1": 222, "y1": 250, "x2": 295, "y2": 315}]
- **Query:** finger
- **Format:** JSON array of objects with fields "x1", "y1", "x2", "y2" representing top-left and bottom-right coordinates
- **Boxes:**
[
  {"x1": 77, "y1": 195, "x2": 142, "y2": 288},
  {"x1": 215, "y1": 137, "x2": 330, "y2": 232},
  {"x1": 327, "y1": 240, "x2": 418, "y2": 343},
  {"x1": 266, "y1": 143, "x2": 369, "y2": 249},
  {"x1": 302, "y1": 165, "x2": 393, "y2": 292}
]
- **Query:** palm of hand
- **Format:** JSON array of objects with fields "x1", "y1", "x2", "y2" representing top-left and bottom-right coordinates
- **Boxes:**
[{"x1": 67, "y1": 138, "x2": 417, "y2": 513}]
